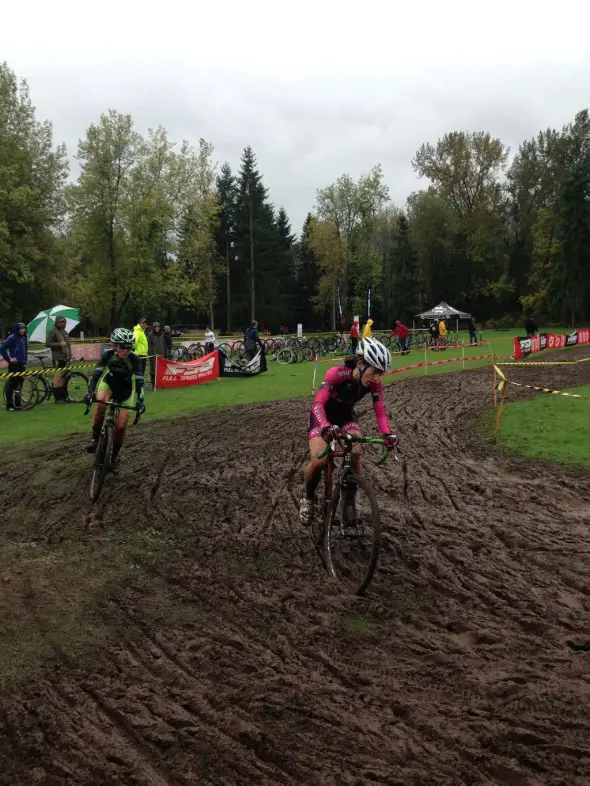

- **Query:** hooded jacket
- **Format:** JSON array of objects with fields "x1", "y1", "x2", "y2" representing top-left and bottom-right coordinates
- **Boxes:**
[
  {"x1": 147, "y1": 328, "x2": 166, "y2": 357},
  {"x1": 0, "y1": 324, "x2": 28, "y2": 365},
  {"x1": 133, "y1": 324, "x2": 148, "y2": 357},
  {"x1": 362, "y1": 319, "x2": 373, "y2": 339},
  {"x1": 390, "y1": 320, "x2": 409, "y2": 339}
]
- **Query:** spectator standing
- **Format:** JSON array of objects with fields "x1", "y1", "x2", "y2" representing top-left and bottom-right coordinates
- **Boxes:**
[
  {"x1": 147, "y1": 322, "x2": 166, "y2": 388},
  {"x1": 0, "y1": 323, "x2": 28, "y2": 411},
  {"x1": 204, "y1": 326, "x2": 216, "y2": 354},
  {"x1": 133, "y1": 317, "x2": 149, "y2": 376},
  {"x1": 389, "y1": 319, "x2": 410, "y2": 355},
  {"x1": 467, "y1": 317, "x2": 478, "y2": 344},
  {"x1": 438, "y1": 317, "x2": 448, "y2": 347},
  {"x1": 350, "y1": 319, "x2": 360, "y2": 354},
  {"x1": 429, "y1": 320, "x2": 440, "y2": 346},
  {"x1": 524, "y1": 316, "x2": 538, "y2": 337},
  {"x1": 163, "y1": 325, "x2": 173, "y2": 358},
  {"x1": 362, "y1": 318, "x2": 374, "y2": 340},
  {"x1": 244, "y1": 320, "x2": 263, "y2": 361},
  {"x1": 46, "y1": 315, "x2": 72, "y2": 403}
]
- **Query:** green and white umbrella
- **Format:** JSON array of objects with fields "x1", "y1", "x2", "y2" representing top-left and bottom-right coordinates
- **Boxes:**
[{"x1": 27, "y1": 305, "x2": 80, "y2": 343}]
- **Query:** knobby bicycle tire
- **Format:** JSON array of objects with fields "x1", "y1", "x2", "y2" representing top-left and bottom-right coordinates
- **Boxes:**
[
  {"x1": 2, "y1": 376, "x2": 40, "y2": 410},
  {"x1": 66, "y1": 372, "x2": 89, "y2": 403},
  {"x1": 33, "y1": 374, "x2": 51, "y2": 405},
  {"x1": 324, "y1": 472, "x2": 381, "y2": 595},
  {"x1": 90, "y1": 423, "x2": 114, "y2": 502},
  {"x1": 310, "y1": 462, "x2": 333, "y2": 565}
]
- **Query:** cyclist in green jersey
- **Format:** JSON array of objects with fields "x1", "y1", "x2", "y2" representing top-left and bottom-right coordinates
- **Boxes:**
[{"x1": 84, "y1": 328, "x2": 146, "y2": 471}]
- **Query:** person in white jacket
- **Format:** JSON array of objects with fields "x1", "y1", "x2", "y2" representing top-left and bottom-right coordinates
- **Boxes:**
[{"x1": 204, "y1": 326, "x2": 215, "y2": 354}]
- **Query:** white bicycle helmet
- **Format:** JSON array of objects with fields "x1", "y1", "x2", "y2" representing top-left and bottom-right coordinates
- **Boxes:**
[
  {"x1": 110, "y1": 327, "x2": 135, "y2": 348},
  {"x1": 357, "y1": 337, "x2": 391, "y2": 372}
]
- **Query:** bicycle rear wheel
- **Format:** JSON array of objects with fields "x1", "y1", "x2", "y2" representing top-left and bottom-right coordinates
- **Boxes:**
[
  {"x1": 66, "y1": 372, "x2": 89, "y2": 403},
  {"x1": 90, "y1": 424, "x2": 114, "y2": 502},
  {"x1": 2, "y1": 377, "x2": 40, "y2": 410},
  {"x1": 324, "y1": 473, "x2": 381, "y2": 595}
]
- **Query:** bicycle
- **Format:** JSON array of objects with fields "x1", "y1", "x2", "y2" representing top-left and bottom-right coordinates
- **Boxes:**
[
  {"x1": 2, "y1": 373, "x2": 39, "y2": 410},
  {"x1": 84, "y1": 399, "x2": 142, "y2": 502},
  {"x1": 33, "y1": 358, "x2": 89, "y2": 404},
  {"x1": 310, "y1": 433, "x2": 399, "y2": 595}
]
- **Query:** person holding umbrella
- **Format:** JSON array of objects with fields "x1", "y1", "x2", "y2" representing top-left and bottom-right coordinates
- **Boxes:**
[
  {"x1": 0, "y1": 323, "x2": 28, "y2": 411},
  {"x1": 46, "y1": 316, "x2": 72, "y2": 403}
]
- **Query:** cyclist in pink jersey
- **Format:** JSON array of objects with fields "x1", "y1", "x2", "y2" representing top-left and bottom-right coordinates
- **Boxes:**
[{"x1": 300, "y1": 337, "x2": 398, "y2": 524}]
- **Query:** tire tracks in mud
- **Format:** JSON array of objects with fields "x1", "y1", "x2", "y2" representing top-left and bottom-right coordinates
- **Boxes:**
[{"x1": 2, "y1": 353, "x2": 590, "y2": 784}]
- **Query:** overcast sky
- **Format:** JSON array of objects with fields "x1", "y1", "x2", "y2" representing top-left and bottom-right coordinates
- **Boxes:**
[{"x1": 2, "y1": 0, "x2": 590, "y2": 233}]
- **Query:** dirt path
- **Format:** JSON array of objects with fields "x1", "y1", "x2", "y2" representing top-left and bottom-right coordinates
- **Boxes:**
[{"x1": 1, "y1": 354, "x2": 590, "y2": 785}]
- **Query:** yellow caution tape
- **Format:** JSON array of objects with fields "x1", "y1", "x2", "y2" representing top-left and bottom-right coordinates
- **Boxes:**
[
  {"x1": 497, "y1": 357, "x2": 590, "y2": 367},
  {"x1": 505, "y1": 380, "x2": 590, "y2": 399},
  {"x1": 0, "y1": 363, "x2": 95, "y2": 379}
]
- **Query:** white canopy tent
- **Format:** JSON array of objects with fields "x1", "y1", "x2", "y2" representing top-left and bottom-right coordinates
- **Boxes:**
[{"x1": 414, "y1": 301, "x2": 471, "y2": 331}]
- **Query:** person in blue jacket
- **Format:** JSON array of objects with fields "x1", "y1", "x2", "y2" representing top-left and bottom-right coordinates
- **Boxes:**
[{"x1": 0, "y1": 322, "x2": 28, "y2": 411}]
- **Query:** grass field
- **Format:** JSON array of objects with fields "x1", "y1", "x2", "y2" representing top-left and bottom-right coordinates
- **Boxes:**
[
  {"x1": 478, "y1": 384, "x2": 590, "y2": 468},
  {"x1": 0, "y1": 333, "x2": 512, "y2": 449},
  {"x1": 0, "y1": 329, "x2": 584, "y2": 450}
]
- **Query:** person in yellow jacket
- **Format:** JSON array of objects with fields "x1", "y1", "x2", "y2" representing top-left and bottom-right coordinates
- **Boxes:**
[
  {"x1": 362, "y1": 318, "x2": 373, "y2": 340},
  {"x1": 133, "y1": 317, "x2": 149, "y2": 378},
  {"x1": 438, "y1": 318, "x2": 448, "y2": 347}
]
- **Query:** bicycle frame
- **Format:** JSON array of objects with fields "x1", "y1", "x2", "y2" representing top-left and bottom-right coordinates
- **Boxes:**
[
  {"x1": 84, "y1": 398, "x2": 141, "y2": 425},
  {"x1": 315, "y1": 434, "x2": 396, "y2": 523}
]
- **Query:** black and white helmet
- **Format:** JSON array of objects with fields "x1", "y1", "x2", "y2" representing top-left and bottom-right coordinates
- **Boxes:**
[
  {"x1": 110, "y1": 327, "x2": 135, "y2": 348},
  {"x1": 357, "y1": 337, "x2": 391, "y2": 372}
]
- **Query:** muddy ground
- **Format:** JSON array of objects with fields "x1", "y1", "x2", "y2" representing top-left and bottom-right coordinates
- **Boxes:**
[{"x1": 1, "y1": 353, "x2": 590, "y2": 785}]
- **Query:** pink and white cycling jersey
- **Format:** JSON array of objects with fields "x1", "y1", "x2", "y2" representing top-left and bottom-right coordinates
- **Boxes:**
[{"x1": 307, "y1": 365, "x2": 391, "y2": 439}]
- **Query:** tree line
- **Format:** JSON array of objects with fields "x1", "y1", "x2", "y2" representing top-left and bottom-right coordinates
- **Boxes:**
[{"x1": 1, "y1": 60, "x2": 589, "y2": 335}]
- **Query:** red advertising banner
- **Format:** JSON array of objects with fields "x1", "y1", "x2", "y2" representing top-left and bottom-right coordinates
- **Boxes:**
[
  {"x1": 155, "y1": 351, "x2": 219, "y2": 388},
  {"x1": 513, "y1": 330, "x2": 590, "y2": 359}
]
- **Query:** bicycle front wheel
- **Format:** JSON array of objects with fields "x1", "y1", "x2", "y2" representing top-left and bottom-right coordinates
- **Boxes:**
[
  {"x1": 324, "y1": 473, "x2": 381, "y2": 595},
  {"x1": 90, "y1": 424, "x2": 114, "y2": 503},
  {"x1": 66, "y1": 372, "x2": 89, "y2": 403}
]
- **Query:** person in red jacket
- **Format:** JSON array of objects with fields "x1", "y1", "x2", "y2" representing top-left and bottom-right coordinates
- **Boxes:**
[
  {"x1": 390, "y1": 319, "x2": 410, "y2": 355},
  {"x1": 350, "y1": 319, "x2": 360, "y2": 354}
]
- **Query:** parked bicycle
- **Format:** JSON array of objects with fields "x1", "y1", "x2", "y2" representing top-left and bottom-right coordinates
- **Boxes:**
[
  {"x1": 2, "y1": 373, "x2": 38, "y2": 410},
  {"x1": 2, "y1": 359, "x2": 89, "y2": 410},
  {"x1": 34, "y1": 358, "x2": 89, "y2": 404},
  {"x1": 84, "y1": 399, "x2": 141, "y2": 502},
  {"x1": 309, "y1": 432, "x2": 399, "y2": 595}
]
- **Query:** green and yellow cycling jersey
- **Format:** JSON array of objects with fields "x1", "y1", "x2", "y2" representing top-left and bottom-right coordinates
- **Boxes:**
[{"x1": 88, "y1": 349, "x2": 145, "y2": 403}]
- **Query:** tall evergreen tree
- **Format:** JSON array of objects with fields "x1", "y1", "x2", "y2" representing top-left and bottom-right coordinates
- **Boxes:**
[
  {"x1": 234, "y1": 146, "x2": 265, "y2": 326},
  {"x1": 390, "y1": 213, "x2": 420, "y2": 325},
  {"x1": 272, "y1": 206, "x2": 297, "y2": 325},
  {"x1": 293, "y1": 213, "x2": 321, "y2": 328},
  {"x1": 214, "y1": 162, "x2": 237, "y2": 332},
  {"x1": 233, "y1": 146, "x2": 282, "y2": 329}
]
